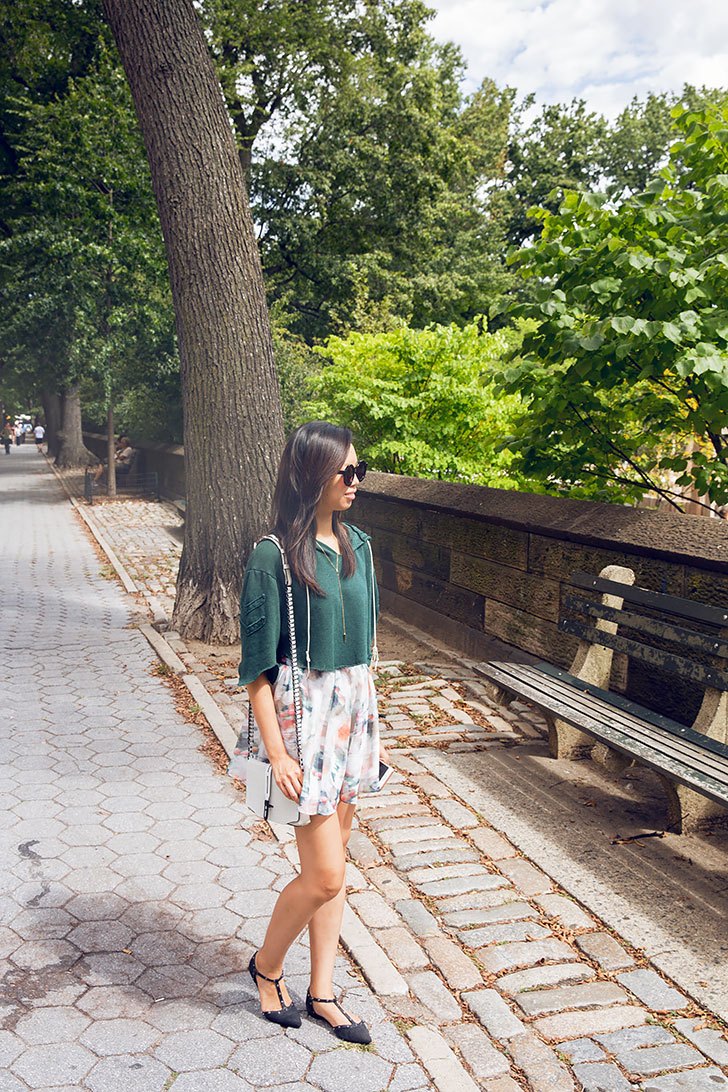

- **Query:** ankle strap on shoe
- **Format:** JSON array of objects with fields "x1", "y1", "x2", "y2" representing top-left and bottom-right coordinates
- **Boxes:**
[{"x1": 253, "y1": 956, "x2": 283, "y2": 985}]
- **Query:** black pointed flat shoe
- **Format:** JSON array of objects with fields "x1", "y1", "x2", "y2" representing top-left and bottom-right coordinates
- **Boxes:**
[
  {"x1": 249, "y1": 952, "x2": 302, "y2": 1028},
  {"x1": 306, "y1": 989, "x2": 372, "y2": 1045}
]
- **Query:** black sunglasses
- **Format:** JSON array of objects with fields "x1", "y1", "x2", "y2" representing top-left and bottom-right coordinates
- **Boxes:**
[{"x1": 337, "y1": 460, "x2": 367, "y2": 486}]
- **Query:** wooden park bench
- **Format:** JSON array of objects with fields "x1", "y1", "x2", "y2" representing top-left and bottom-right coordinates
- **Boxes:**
[
  {"x1": 84, "y1": 451, "x2": 159, "y2": 504},
  {"x1": 476, "y1": 565, "x2": 728, "y2": 832}
]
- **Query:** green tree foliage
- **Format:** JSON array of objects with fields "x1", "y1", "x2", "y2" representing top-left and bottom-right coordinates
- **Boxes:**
[
  {"x1": 502, "y1": 85, "x2": 728, "y2": 248},
  {"x1": 501, "y1": 105, "x2": 728, "y2": 511},
  {"x1": 303, "y1": 320, "x2": 537, "y2": 489},
  {"x1": 203, "y1": 0, "x2": 515, "y2": 339},
  {"x1": 502, "y1": 97, "x2": 608, "y2": 249},
  {"x1": 0, "y1": 39, "x2": 176, "y2": 437}
]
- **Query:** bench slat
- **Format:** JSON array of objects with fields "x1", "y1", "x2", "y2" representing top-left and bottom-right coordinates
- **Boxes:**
[
  {"x1": 560, "y1": 617, "x2": 728, "y2": 690},
  {"x1": 510, "y1": 666, "x2": 728, "y2": 783},
  {"x1": 570, "y1": 571, "x2": 728, "y2": 628},
  {"x1": 475, "y1": 662, "x2": 728, "y2": 807},
  {"x1": 536, "y1": 662, "x2": 728, "y2": 762},
  {"x1": 563, "y1": 592, "x2": 728, "y2": 661}
]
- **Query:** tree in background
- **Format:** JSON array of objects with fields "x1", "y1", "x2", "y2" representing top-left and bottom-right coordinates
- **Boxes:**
[
  {"x1": 303, "y1": 319, "x2": 536, "y2": 490},
  {"x1": 500, "y1": 105, "x2": 728, "y2": 512},
  {"x1": 204, "y1": 0, "x2": 515, "y2": 339},
  {"x1": 501, "y1": 84, "x2": 728, "y2": 249},
  {"x1": 103, "y1": 0, "x2": 285, "y2": 642},
  {"x1": 0, "y1": 46, "x2": 175, "y2": 466}
]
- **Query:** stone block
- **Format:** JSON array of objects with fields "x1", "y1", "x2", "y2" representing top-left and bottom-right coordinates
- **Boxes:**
[
  {"x1": 464, "y1": 920, "x2": 551, "y2": 949},
  {"x1": 418, "y1": 872, "x2": 509, "y2": 898},
  {"x1": 340, "y1": 905, "x2": 408, "y2": 997},
  {"x1": 497, "y1": 858, "x2": 553, "y2": 896},
  {"x1": 408, "y1": 862, "x2": 484, "y2": 884},
  {"x1": 347, "y1": 829, "x2": 382, "y2": 867},
  {"x1": 443, "y1": 901, "x2": 534, "y2": 928},
  {"x1": 369, "y1": 865, "x2": 413, "y2": 902},
  {"x1": 673, "y1": 1018, "x2": 728, "y2": 1066},
  {"x1": 555, "y1": 1038, "x2": 606, "y2": 1063},
  {"x1": 576, "y1": 932, "x2": 635, "y2": 971},
  {"x1": 395, "y1": 899, "x2": 440, "y2": 937},
  {"x1": 451, "y1": 552, "x2": 561, "y2": 622},
  {"x1": 423, "y1": 934, "x2": 482, "y2": 990},
  {"x1": 431, "y1": 798, "x2": 479, "y2": 828},
  {"x1": 407, "y1": 1025, "x2": 480, "y2": 1092},
  {"x1": 393, "y1": 847, "x2": 480, "y2": 872},
  {"x1": 480, "y1": 938, "x2": 577, "y2": 976},
  {"x1": 380, "y1": 557, "x2": 488, "y2": 629},
  {"x1": 594, "y1": 1025, "x2": 674, "y2": 1053},
  {"x1": 305, "y1": 1047, "x2": 394, "y2": 1092},
  {"x1": 572, "y1": 1061, "x2": 634, "y2": 1091},
  {"x1": 484, "y1": 601, "x2": 570, "y2": 666},
  {"x1": 638, "y1": 1070, "x2": 728, "y2": 1091},
  {"x1": 535, "y1": 893, "x2": 594, "y2": 931},
  {"x1": 380, "y1": 824, "x2": 457, "y2": 847},
  {"x1": 497, "y1": 962, "x2": 595, "y2": 996},
  {"x1": 462, "y1": 989, "x2": 525, "y2": 1042},
  {"x1": 437, "y1": 888, "x2": 520, "y2": 913},
  {"x1": 469, "y1": 828, "x2": 517, "y2": 860},
  {"x1": 533, "y1": 1006, "x2": 648, "y2": 1042},
  {"x1": 377, "y1": 928, "x2": 429, "y2": 971},
  {"x1": 506, "y1": 1032, "x2": 575, "y2": 1092},
  {"x1": 409, "y1": 774, "x2": 451, "y2": 799},
  {"x1": 409, "y1": 971, "x2": 462, "y2": 1023},
  {"x1": 445, "y1": 1024, "x2": 511, "y2": 1080},
  {"x1": 349, "y1": 891, "x2": 401, "y2": 929},
  {"x1": 618, "y1": 1042, "x2": 705, "y2": 1077},
  {"x1": 516, "y1": 979, "x2": 628, "y2": 1017},
  {"x1": 616, "y1": 969, "x2": 688, "y2": 1012}
]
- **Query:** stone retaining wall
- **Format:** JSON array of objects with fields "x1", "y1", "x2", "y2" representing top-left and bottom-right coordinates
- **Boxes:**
[
  {"x1": 84, "y1": 432, "x2": 186, "y2": 501},
  {"x1": 353, "y1": 472, "x2": 728, "y2": 722},
  {"x1": 84, "y1": 434, "x2": 727, "y2": 721}
]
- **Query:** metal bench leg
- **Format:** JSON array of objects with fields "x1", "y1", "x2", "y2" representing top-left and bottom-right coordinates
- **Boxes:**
[
  {"x1": 660, "y1": 688, "x2": 728, "y2": 833},
  {"x1": 550, "y1": 564, "x2": 636, "y2": 760}
]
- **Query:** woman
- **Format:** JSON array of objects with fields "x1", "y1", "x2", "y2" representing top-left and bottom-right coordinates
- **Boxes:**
[{"x1": 238, "y1": 421, "x2": 385, "y2": 1044}]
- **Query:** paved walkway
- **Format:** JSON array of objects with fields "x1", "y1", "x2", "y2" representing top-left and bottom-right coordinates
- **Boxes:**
[
  {"x1": 0, "y1": 448, "x2": 429, "y2": 1091},
  {"x1": 2, "y1": 448, "x2": 728, "y2": 1091}
]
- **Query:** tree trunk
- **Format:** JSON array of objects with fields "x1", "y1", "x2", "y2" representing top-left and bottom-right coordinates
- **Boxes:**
[
  {"x1": 55, "y1": 386, "x2": 97, "y2": 468},
  {"x1": 41, "y1": 389, "x2": 62, "y2": 459},
  {"x1": 106, "y1": 403, "x2": 117, "y2": 498},
  {"x1": 102, "y1": 0, "x2": 284, "y2": 643}
]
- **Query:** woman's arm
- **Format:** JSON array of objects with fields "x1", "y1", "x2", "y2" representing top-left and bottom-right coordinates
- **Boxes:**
[{"x1": 247, "y1": 674, "x2": 303, "y2": 802}]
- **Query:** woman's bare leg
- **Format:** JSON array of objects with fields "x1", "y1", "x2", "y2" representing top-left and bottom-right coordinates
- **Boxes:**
[
  {"x1": 307, "y1": 801, "x2": 359, "y2": 1026},
  {"x1": 252, "y1": 812, "x2": 345, "y2": 1013}
]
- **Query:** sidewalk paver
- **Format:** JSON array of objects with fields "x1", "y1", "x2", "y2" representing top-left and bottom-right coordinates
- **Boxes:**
[
  {"x1": 0, "y1": 450, "x2": 429, "y2": 1091},
  {"x1": 33, "y1": 454, "x2": 728, "y2": 1092}
]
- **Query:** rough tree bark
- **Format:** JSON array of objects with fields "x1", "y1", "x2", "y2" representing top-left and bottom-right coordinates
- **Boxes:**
[
  {"x1": 41, "y1": 389, "x2": 62, "y2": 460},
  {"x1": 55, "y1": 386, "x2": 96, "y2": 468},
  {"x1": 102, "y1": 0, "x2": 284, "y2": 643}
]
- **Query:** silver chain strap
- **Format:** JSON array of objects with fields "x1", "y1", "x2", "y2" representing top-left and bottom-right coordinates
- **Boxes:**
[{"x1": 246, "y1": 535, "x2": 303, "y2": 766}]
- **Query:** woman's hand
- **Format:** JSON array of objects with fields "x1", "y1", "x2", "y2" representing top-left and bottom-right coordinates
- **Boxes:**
[
  {"x1": 270, "y1": 752, "x2": 303, "y2": 802},
  {"x1": 379, "y1": 742, "x2": 391, "y2": 765}
]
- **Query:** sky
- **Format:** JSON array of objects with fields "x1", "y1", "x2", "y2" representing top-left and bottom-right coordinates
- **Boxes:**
[{"x1": 426, "y1": 0, "x2": 728, "y2": 116}]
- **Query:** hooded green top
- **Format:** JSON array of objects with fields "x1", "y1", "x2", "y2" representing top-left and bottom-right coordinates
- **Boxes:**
[{"x1": 238, "y1": 524, "x2": 379, "y2": 686}]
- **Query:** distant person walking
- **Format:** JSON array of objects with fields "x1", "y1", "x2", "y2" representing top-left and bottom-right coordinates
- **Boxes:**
[
  {"x1": 33, "y1": 423, "x2": 45, "y2": 452},
  {"x1": 2, "y1": 419, "x2": 13, "y2": 455},
  {"x1": 14, "y1": 422, "x2": 24, "y2": 446}
]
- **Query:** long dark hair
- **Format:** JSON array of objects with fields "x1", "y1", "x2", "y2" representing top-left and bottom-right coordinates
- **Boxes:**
[{"x1": 272, "y1": 421, "x2": 356, "y2": 592}]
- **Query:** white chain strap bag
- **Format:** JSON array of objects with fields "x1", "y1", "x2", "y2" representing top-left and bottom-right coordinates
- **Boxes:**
[{"x1": 229, "y1": 535, "x2": 309, "y2": 827}]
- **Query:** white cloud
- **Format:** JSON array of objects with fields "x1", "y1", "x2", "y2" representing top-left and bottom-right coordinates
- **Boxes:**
[{"x1": 427, "y1": 0, "x2": 728, "y2": 115}]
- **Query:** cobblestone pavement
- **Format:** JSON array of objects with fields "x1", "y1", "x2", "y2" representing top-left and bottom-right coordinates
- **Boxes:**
[
  {"x1": 1, "y1": 449, "x2": 431, "y2": 1091},
  {"x1": 9, "y1": 454, "x2": 728, "y2": 1091}
]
